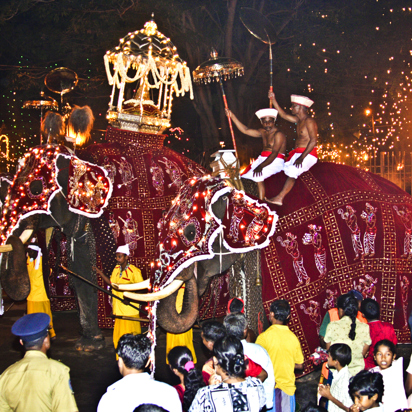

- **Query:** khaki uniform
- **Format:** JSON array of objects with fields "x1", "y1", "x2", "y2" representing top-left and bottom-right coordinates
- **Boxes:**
[
  {"x1": 110, "y1": 264, "x2": 143, "y2": 348},
  {"x1": 0, "y1": 351, "x2": 78, "y2": 412},
  {"x1": 27, "y1": 257, "x2": 56, "y2": 338}
]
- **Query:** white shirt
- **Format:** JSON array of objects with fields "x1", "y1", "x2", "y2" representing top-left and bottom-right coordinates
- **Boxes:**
[
  {"x1": 97, "y1": 372, "x2": 182, "y2": 412},
  {"x1": 328, "y1": 366, "x2": 353, "y2": 412},
  {"x1": 242, "y1": 339, "x2": 275, "y2": 409},
  {"x1": 372, "y1": 358, "x2": 407, "y2": 412}
]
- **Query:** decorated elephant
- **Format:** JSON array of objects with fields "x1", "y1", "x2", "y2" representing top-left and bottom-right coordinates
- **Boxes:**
[
  {"x1": 0, "y1": 144, "x2": 116, "y2": 350},
  {"x1": 114, "y1": 174, "x2": 277, "y2": 334}
]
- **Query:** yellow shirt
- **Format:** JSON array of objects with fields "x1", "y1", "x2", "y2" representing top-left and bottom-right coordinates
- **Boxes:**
[
  {"x1": 0, "y1": 351, "x2": 78, "y2": 412},
  {"x1": 27, "y1": 257, "x2": 48, "y2": 302},
  {"x1": 110, "y1": 264, "x2": 143, "y2": 317},
  {"x1": 256, "y1": 324, "x2": 304, "y2": 396}
]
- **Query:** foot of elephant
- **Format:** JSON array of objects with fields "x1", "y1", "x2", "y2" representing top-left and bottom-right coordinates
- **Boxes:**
[{"x1": 74, "y1": 335, "x2": 106, "y2": 352}]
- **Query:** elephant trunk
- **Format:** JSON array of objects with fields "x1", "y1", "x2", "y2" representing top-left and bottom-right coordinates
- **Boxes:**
[
  {"x1": 0, "y1": 235, "x2": 30, "y2": 301},
  {"x1": 157, "y1": 273, "x2": 199, "y2": 334}
]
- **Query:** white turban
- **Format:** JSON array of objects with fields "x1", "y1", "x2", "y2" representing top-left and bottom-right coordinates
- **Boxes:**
[
  {"x1": 116, "y1": 244, "x2": 130, "y2": 256},
  {"x1": 255, "y1": 108, "x2": 278, "y2": 120},
  {"x1": 291, "y1": 95, "x2": 314, "y2": 108}
]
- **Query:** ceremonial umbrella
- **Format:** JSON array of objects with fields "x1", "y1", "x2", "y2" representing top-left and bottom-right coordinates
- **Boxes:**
[
  {"x1": 192, "y1": 49, "x2": 244, "y2": 157},
  {"x1": 240, "y1": 8, "x2": 277, "y2": 106}
]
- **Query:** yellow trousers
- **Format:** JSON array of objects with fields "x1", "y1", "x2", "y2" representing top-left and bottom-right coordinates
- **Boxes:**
[
  {"x1": 113, "y1": 317, "x2": 141, "y2": 349},
  {"x1": 27, "y1": 300, "x2": 56, "y2": 338},
  {"x1": 166, "y1": 328, "x2": 197, "y2": 364}
]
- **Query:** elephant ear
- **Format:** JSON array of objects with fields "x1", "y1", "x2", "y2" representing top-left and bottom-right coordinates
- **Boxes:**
[
  {"x1": 55, "y1": 154, "x2": 113, "y2": 218},
  {"x1": 0, "y1": 235, "x2": 30, "y2": 301},
  {"x1": 218, "y1": 190, "x2": 278, "y2": 253}
]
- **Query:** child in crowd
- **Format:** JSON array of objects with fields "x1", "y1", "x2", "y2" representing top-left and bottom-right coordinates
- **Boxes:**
[
  {"x1": 227, "y1": 297, "x2": 256, "y2": 342},
  {"x1": 318, "y1": 344, "x2": 353, "y2": 412},
  {"x1": 360, "y1": 299, "x2": 397, "y2": 370},
  {"x1": 324, "y1": 294, "x2": 371, "y2": 375},
  {"x1": 348, "y1": 370, "x2": 384, "y2": 412},
  {"x1": 168, "y1": 346, "x2": 204, "y2": 412},
  {"x1": 371, "y1": 339, "x2": 407, "y2": 412},
  {"x1": 200, "y1": 320, "x2": 265, "y2": 385}
]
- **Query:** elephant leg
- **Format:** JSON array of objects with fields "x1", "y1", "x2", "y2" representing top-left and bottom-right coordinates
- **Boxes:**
[{"x1": 70, "y1": 233, "x2": 105, "y2": 351}]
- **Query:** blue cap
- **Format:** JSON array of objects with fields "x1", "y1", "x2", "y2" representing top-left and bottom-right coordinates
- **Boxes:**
[
  {"x1": 349, "y1": 290, "x2": 363, "y2": 302},
  {"x1": 12, "y1": 313, "x2": 50, "y2": 343}
]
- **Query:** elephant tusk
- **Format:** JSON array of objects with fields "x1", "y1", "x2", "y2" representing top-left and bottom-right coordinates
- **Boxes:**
[
  {"x1": 124, "y1": 279, "x2": 184, "y2": 302},
  {"x1": 112, "y1": 279, "x2": 151, "y2": 291},
  {"x1": 0, "y1": 229, "x2": 33, "y2": 253}
]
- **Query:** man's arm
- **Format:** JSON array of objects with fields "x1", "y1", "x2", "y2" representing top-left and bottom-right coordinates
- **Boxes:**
[
  {"x1": 268, "y1": 91, "x2": 298, "y2": 123},
  {"x1": 253, "y1": 131, "x2": 285, "y2": 177},
  {"x1": 225, "y1": 109, "x2": 261, "y2": 138},
  {"x1": 256, "y1": 368, "x2": 268, "y2": 382},
  {"x1": 294, "y1": 363, "x2": 304, "y2": 370},
  {"x1": 293, "y1": 118, "x2": 318, "y2": 168}
]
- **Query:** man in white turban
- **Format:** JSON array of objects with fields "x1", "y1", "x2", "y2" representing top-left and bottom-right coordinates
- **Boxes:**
[
  {"x1": 225, "y1": 107, "x2": 286, "y2": 200},
  {"x1": 95, "y1": 244, "x2": 143, "y2": 350},
  {"x1": 266, "y1": 91, "x2": 318, "y2": 206}
]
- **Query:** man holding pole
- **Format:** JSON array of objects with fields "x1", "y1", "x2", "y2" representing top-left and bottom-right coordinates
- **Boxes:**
[
  {"x1": 225, "y1": 107, "x2": 286, "y2": 200},
  {"x1": 266, "y1": 91, "x2": 318, "y2": 206},
  {"x1": 96, "y1": 244, "x2": 143, "y2": 349}
]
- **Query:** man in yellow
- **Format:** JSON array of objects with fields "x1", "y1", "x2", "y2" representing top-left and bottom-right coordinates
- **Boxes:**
[
  {"x1": 96, "y1": 244, "x2": 143, "y2": 349},
  {"x1": 256, "y1": 299, "x2": 304, "y2": 412},
  {"x1": 0, "y1": 313, "x2": 78, "y2": 411},
  {"x1": 27, "y1": 244, "x2": 56, "y2": 339}
]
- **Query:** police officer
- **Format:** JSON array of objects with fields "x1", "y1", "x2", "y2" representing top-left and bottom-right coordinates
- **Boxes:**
[{"x1": 0, "y1": 313, "x2": 78, "y2": 412}]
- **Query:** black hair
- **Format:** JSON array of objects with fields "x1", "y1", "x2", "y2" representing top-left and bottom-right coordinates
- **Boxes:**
[
  {"x1": 213, "y1": 335, "x2": 246, "y2": 378},
  {"x1": 340, "y1": 294, "x2": 359, "y2": 340},
  {"x1": 349, "y1": 370, "x2": 384, "y2": 403},
  {"x1": 116, "y1": 334, "x2": 151, "y2": 370},
  {"x1": 167, "y1": 346, "x2": 204, "y2": 412},
  {"x1": 361, "y1": 299, "x2": 380, "y2": 321},
  {"x1": 223, "y1": 313, "x2": 247, "y2": 340},
  {"x1": 374, "y1": 339, "x2": 396, "y2": 357},
  {"x1": 301, "y1": 402, "x2": 328, "y2": 412},
  {"x1": 201, "y1": 320, "x2": 226, "y2": 343},
  {"x1": 24, "y1": 334, "x2": 48, "y2": 350},
  {"x1": 270, "y1": 299, "x2": 290, "y2": 323},
  {"x1": 329, "y1": 343, "x2": 352, "y2": 367},
  {"x1": 133, "y1": 405, "x2": 168, "y2": 412},
  {"x1": 229, "y1": 298, "x2": 244, "y2": 313},
  {"x1": 336, "y1": 293, "x2": 348, "y2": 309}
]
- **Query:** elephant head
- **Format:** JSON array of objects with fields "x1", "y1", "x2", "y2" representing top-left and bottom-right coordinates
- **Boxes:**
[
  {"x1": 114, "y1": 175, "x2": 278, "y2": 333},
  {"x1": 0, "y1": 144, "x2": 115, "y2": 346}
]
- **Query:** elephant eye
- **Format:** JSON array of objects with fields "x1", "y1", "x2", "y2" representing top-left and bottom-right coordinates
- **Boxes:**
[
  {"x1": 184, "y1": 224, "x2": 197, "y2": 242},
  {"x1": 179, "y1": 218, "x2": 201, "y2": 247},
  {"x1": 29, "y1": 179, "x2": 45, "y2": 197}
]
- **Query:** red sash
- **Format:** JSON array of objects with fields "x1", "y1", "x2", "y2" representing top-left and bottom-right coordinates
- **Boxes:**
[
  {"x1": 241, "y1": 152, "x2": 285, "y2": 176},
  {"x1": 286, "y1": 147, "x2": 318, "y2": 162}
]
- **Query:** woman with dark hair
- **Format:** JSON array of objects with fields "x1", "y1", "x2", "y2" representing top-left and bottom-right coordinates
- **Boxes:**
[
  {"x1": 189, "y1": 336, "x2": 266, "y2": 412},
  {"x1": 168, "y1": 346, "x2": 204, "y2": 412},
  {"x1": 324, "y1": 294, "x2": 371, "y2": 375}
]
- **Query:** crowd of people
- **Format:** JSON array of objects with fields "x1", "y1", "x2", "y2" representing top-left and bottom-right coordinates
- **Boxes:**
[{"x1": 1, "y1": 292, "x2": 412, "y2": 412}]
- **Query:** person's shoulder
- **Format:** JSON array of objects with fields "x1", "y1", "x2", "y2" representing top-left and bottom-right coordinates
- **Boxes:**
[{"x1": 47, "y1": 357, "x2": 71, "y2": 374}]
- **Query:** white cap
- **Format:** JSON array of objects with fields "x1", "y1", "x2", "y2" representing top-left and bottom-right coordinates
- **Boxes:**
[
  {"x1": 116, "y1": 244, "x2": 130, "y2": 256},
  {"x1": 255, "y1": 108, "x2": 278, "y2": 120},
  {"x1": 291, "y1": 95, "x2": 314, "y2": 108}
]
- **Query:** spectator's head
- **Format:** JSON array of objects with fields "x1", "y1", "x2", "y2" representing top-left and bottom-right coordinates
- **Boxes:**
[
  {"x1": 349, "y1": 370, "x2": 384, "y2": 408},
  {"x1": 338, "y1": 294, "x2": 359, "y2": 341},
  {"x1": 213, "y1": 335, "x2": 246, "y2": 378},
  {"x1": 227, "y1": 297, "x2": 245, "y2": 314},
  {"x1": 328, "y1": 343, "x2": 352, "y2": 369},
  {"x1": 348, "y1": 290, "x2": 363, "y2": 310},
  {"x1": 301, "y1": 402, "x2": 328, "y2": 412},
  {"x1": 373, "y1": 339, "x2": 396, "y2": 370},
  {"x1": 269, "y1": 299, "x2": 290, "y2": 324},
  {"x1": 133, "y1": 405, "x2": 168, "y2": 412},
  {"x1": 116, "y1": 334, "x2": 151, "y2": 374},
  {"x1": 201, "y1": 320, "x2": 226, "y2": 351},
  {"x1": 12, "y1": 313, "x2": 51, "y2": 352},
  {"x1": 223, "y1": 313, "x2": 247, "y2": 340},
  {"x1": 167, "y1": 346, "x2": 204, "y2": 411},
  {"x1": 361, "y1": 299, "x2": 380, "y2": 321}
]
